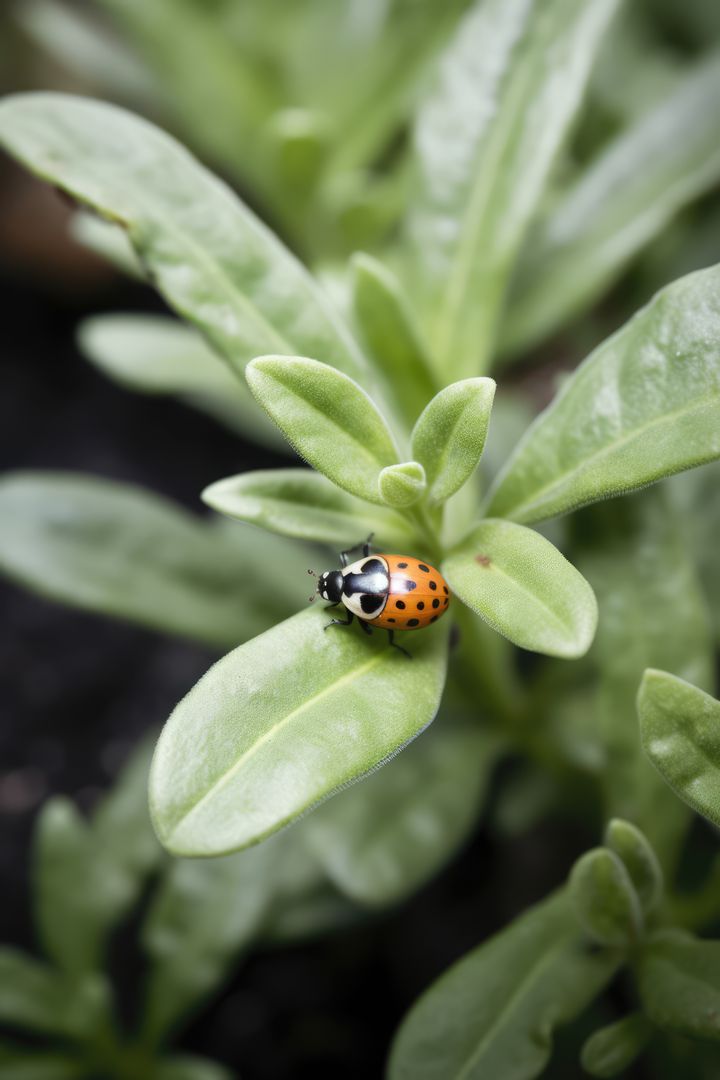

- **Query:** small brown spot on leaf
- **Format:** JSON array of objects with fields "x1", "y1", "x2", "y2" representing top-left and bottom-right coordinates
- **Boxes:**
[{"x1": 475, "y1": 554, "x2": 491, "y2": 567}]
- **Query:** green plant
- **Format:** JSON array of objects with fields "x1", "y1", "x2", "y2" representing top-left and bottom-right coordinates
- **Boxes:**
[{"x1": 3, "y1": 0, "x2": 720, "y2": 1075}]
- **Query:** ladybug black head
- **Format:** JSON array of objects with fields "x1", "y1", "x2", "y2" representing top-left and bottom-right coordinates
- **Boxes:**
[{"x1": 318, "y1": 569, "x2": 343, "y2": 604}]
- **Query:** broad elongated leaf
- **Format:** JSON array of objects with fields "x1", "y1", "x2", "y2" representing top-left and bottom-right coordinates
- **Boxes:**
[
  {"x1": 503, "y1": 53, "x2": 720, "y2": 357},
  {"x1": 578, "y1": 490, "x2": 713, "y2": 867},
  {"x1": 70, "y1": 210, "x2": 144, "y2": 278},
  {"x1": 0, "y1": 94, "x2": 372, "y2": 386},
  {"x1": 408, "y1": 0, "x2": 619, "y2": 376},
  {"x1": 487, "y1": 265, "x2": 720, "y2": 523},
  {"x1": 203, "y1": 468, "x2": 415, "y2": 548},
  {"x1": 637, "y1": 934, "x2": 720, "y2": 1040},
  {"x1": 411, "y1": 379, "x2": 496, "y2": 504},
  {"x1": 388, "y1": 891, "x2": 619, "y2": 1080},
  {"x1": 0, "y1": 949, "x2": 105, "y2": 1038},
  {"x1": 306, "y1": 724, "x2": 498, "y2": 907},
  {"x1": 142, "y1": 845, "x2": 274, "y2": 1043},
  {"x1": 150, "y1": 606, "x2": 449, "y2": 856},
  {"x1": 78, "y1": 314, "x2": 283, "y2": 446},
  {"x1": 580, "y1": 1014, "x2": 652, "y2": 1078},
  {"x1": 246, "y1": 356, "x2": 398, "y2": 504},
  {"x1": 351, "y1": 253, "x2": 437, "y2": 424},
  {"x1": 638, "y1": 670, "x2": 720, "y2": 830},
  {"x1": 569, "y1": 848, "x2": 643, "y2": 947},
  {"x1": 442, "y1": 520, "x2": 597, "y2": 658},
  {"x1": 0, "y1": 473, "x2": 306, "y2": 647}
]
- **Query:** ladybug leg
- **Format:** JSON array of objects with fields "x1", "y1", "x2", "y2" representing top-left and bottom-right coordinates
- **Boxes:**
[
  {"x1": 387, "y1": 629, "x2": 411, "y2": 659},
  {"x1": 324, "y1": 609, "x2": 354, "y2": 631},
  {"x1": 339, "y1": 533, "x2": 375, "y2": 567},
  {"x1": 359, "y1": 620, "x2": 373, "y2": 636},
  {"x1": 362, "y1": 532, "x2": 375, "y2": 557}
]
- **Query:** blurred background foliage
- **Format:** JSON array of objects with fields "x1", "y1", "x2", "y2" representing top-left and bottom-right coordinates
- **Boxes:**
[{"x1": 1, "y1": 1, "x2": 720, "y2": 1078}]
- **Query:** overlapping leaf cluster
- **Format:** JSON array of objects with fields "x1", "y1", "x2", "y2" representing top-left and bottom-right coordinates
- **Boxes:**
[{"x1": 3, "y1": 0, "x2": 720, "y2": 1076}]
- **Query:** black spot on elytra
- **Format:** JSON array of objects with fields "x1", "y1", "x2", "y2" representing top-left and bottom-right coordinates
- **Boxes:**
[
  {"x1": 396, "y1": 600, "x2": 406, "y2": 610},
  {"x1": 443, "y1": 597, "x2": 448, "y2": 605},
  {"x1": 418, "y1": 564, "x2": 429, "y2": 573},
  {"x1": 407, "y1": 618, "x2": 419, "y2": 627},
  {"x1": 405, "y1": 580, "x2": 417, "y2": 591},
  {"x1": 432, "y1": 598, "x2": 440, "y2": 609},
  {"x1": 388, "y1": 617, "x2": 396, "y2": 623},
  {"x1": 417, "y1": 601, "x2": 425, "y2": 611},
  {"x1": 443, "y1": 585, "x2": 449, "y2": 594},
  {"x1": 360, "y1": 594, "x2": 383, "y2": 615},
  {"x1": 429, "y1": 580, "x2": 437, "y2": 591},
  {"x1": 430, "y1": 615, "x2": 438, "y2": 623},
  {"x1": 397, "y1": 561, "x2": 408, "y2": 568}
]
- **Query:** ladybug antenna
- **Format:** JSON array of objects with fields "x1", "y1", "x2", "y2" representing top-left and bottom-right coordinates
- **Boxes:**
[
  {"x1": 307, "y1": 592, "x2": 316, "y2": 603},
  {"x1": 307, "y1": 568, "x2": 317, "y2": 577}
]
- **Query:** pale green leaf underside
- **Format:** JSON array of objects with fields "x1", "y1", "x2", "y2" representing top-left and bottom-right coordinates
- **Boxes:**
[
  {"x1": 150, "y1": 607, "x2": 449, "y2": 856},
  {"x1": 306, "y1": 724, "x2": 498, "y2": 907},
  {"x1": 0, "y1": 472, "x2": 305, "y2": 647},
  {"x1": 638, "y1": 669, "x2": 720, "y2": 829},
  {"x1": 246, "y1": 355, "x2": 398, "y2": 504},
  {"x1": 388, "y1": 891, "x2": 619, "y2": 1080},
  {"x1": 637, "y1": 935, "x2": 720, "y2": 1041},
  {"x1": 203, "y1": 468, "x2": 415, "y2": 548},
  {"x1": 409, "y1": 0, "x2": 619, "y2": 375},
  {"x1": 0, "y1": 93, "x2": 369, "y2": 384},
  {"x1": 487, "y1": 264, "x2": 720, "y2": 523},
  {"x1": 443, "y1": 519, "x2": 597, "y2": 658},
  {"x1": 503, "y1": 52, "x2": 720, "y2": 356}
]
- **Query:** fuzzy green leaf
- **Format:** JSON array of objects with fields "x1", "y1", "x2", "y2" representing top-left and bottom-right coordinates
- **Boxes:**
[
  {"x1": 636, "y1": 934, "x2": 720, "y2": 1040},
  {"x1": 70, "y1": 210, "x2": 143, "y2": 278},
  {"x1": 504, "y1": 53, "x2": 720, "y2": 356},
  {"x1": 351, "y1": 253, "x2": 437, "y2": 423},
  {"x1": 142, "y1": 845, "x2": 274, "y2": 1043},
  {"x1": 203, "y1": 468, "x2": 415, "y2": 548},
  {"x1": 0, "y1": 472, "x2": 306, "y2": 647},
  {"x1": 246, "y1": 355, "x2": 398, "y2": 504},
  {"x1": 580, "y1": 1013, "x2": 652, "y2": 1078},
  {"x1": 638, "y1": 670, "x2": 720, "y2": 830},
  {"x1": 378, "y1": 462, "x2": 426, "y2": 508},
  {"x1": 0, "y1": 94, "x2": 370, "y2": 384},
  {"x1": 388, "y1": 891, "x2": 619, "y2": 1080},
  {"x1": 0, "y1": 1047, "x2": 86, "y2": 1080},
  {"x1": 442, "y1": 520, "x2": 597, "y2": 658},
  {"x1": 306, "y1": 725, "x2": 498, "y2": 907},
  {"x1": 408, "y1": 0, "x2": 619, "y2": 376},
  {"x1": 487, "y1": 265, "x2": 720, "y2": 523},
  {"x1": 78, "y1": 314, "x2": 282, "y2": 446},
  {"x1": 150, "y1": 607, "x2": 449, "y2": 856},
  {"x1": 569, "y1": 848, "x2": 643, "y2": 947},
  {"x1": 412, "y1": 379, "x2": 495, "y2": 505},
  {"x1": 604, "y1": 819, "x2": 663, "y2": 915},
  {"x1": 0, "y1": 949, "x2": 106, "y2": 1038}
]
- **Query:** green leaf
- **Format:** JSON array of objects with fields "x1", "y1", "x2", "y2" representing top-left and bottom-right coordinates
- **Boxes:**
[
  {"x1": 246, "y1": 356, "x2": 398, "y2": 504},
  {"x1": 503, "y1": 53, "x2": 720, "y2": 357},
  {"x1": 636, "y1": 934, "x2": 720, "y2": 1040},
  {"x1": 580, "y1": 1013, "x2": 652, "y2": 1078},
  {"x1": 351, "y1": 253, "x2": 437, "y2": 423},
  {"x1": 69, "y1": 210, "x2": 143, "y2": 279},
  {"x1": 569, "y1": 848, "x2": 643, "y2": 947},
  {"x1": 152, "y1": 1057, "x2": 232, "y2": 1080},
  {"x1": 411, "y1": 379, "x2": 496, "y2": 505},
  {"x1": 141, "y1": 845, "x2": 274, "y2": 1043},
  {"x1": 388, "y1": 891, "x2": 620, "y2": 1080},
  {"x1": 0, "y1": 948, "x2": 106, "y2": 1038},
  {"x1": 638, "y1": 670, "x2": 720, "y2": 830},
  {"x1": 408, "y1": 0, "x2": 619, "y2": 376},
  {"x1": 442, "y1": 520, "x2": 597, "y2": 658},
  {"x1": 0, "y1": 1046, "x2": 86, "y2": 1080},
  {"x1": 578, "y1": 489, "x2": 713, "y2": 870},
  {"x1": 378, "y1": 462, "x2": 426, "y2": 508},
  {"x1": 604, "y1": 819, "x2": 663, "y2": 915},
  {"x1": 0, "y1": 94, "x2": 371, "y2": 385},
  {"x1": 77, "y1": 314, "x2": 283, "y2": 447},
  {"x1": 150, "y1": 606, "x2": 449, "y2": 856},
  {"x1": 0, "y1": 472, "x2": 306, "y2": 648},
  {"x1": 203, "y1": 468, "x2": 415, "y2": 549},
  {"x1": 305, "y1": 725, "x2": 498, "y2": 907},
  {"x1": 670, "y1": 462, "x2": 720, "y2": 645},
  {"x1": 486, "y1": 264, "x2": 720, "y2": 523},
  {"x1": 34, "y1": 740, "x2": 160, "y2": 977}
]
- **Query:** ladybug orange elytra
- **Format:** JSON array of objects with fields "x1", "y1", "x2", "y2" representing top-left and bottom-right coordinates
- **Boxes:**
[{"x1": 310, "y1": 534, "x2": 450, "y2": 657}]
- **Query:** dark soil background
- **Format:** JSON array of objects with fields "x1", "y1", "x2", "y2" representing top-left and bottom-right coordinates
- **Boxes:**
[{"x1": 0, "y1": 172, "x2": 621, "y2": 1080}]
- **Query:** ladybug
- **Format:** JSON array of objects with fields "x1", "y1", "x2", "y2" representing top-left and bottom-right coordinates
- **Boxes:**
[{"x1": 310, "y1": 534, "x2": 450, "y2": 657}]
